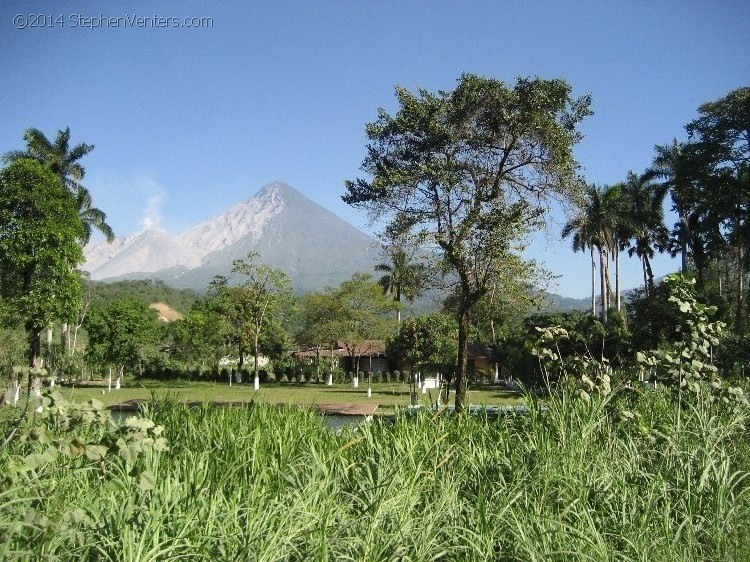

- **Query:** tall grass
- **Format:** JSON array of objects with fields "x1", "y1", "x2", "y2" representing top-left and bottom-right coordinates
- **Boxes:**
[{"x1": 1, "y1": 387, "x2": 749, "y2": 561}]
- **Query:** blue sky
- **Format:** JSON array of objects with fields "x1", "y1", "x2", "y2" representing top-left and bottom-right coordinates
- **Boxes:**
[{"x1": 2, "y1": 1, "x2": 748, "y2": 298}]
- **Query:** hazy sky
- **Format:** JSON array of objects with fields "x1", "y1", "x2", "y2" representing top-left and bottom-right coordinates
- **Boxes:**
[{"x1": 2, "y1": 1, "x2": 748, "y2": 298}]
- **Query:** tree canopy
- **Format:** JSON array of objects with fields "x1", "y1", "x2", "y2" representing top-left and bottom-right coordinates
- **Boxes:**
[
  {"x1": 344, "y1": 74, "x2": 591, "y2": 410},
  {"x1": 0, "y1": 159, "x2": 85, "y2": 370}
]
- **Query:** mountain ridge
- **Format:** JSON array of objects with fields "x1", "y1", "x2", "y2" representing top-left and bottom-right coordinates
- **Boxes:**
[{"x1": 84, "y1": 181, "x2": 379, "y2": 293}]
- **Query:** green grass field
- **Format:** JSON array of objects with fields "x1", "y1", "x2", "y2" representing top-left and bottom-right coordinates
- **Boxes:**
[
  {"x1": 2, "y1": 387, "x2": 748, "y2": 560},
  {"x1": 47, "y1": 380, "x2": 523, "y2": 413}
]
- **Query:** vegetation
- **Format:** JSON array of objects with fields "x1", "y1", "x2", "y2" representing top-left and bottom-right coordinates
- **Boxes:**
[
  {"x1": 84, "y1": 298, "x2": 162, "y2": 386},
  {"x1": 344, "y1": 74, "x2": 592, "y2": 411},
  {"x1": 1, "y1": 84, "x2": 750, "y2": 560},
  {"x1": 375, "y1": 246, "x2": 427, "y2": 324},
  {"x1": 1, "y1": 385, "x2": 748, "y2": 560},
  {"x1": 210, "y1": 253, "x2": 294, "y2": 384},
  {"x1": 85, "y1": 279, "x2": 200, "y2": 315},
  {"x1": 0, "y1": 159, "x2": 84, "y2": 374}
]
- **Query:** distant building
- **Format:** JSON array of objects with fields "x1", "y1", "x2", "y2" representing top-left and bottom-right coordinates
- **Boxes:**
[{"x1": 293, "y1": 340, "x2": 389, "y2": 373}]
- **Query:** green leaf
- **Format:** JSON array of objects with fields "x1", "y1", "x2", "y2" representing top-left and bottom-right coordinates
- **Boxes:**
[
  {"x1": 105, "y1": 477, "x2": 127, "y2": 493},
  {"x1": 85, "y1": 444, "x2": 108, "y2": 461},
  {"x1": 139, "y1": 470, "x2": 156, "y2": 492}
]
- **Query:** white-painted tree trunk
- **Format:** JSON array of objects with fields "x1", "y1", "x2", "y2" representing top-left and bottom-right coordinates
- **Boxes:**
[
  {"x1": 34, "y1": 381, "x2": 42, "y2": 412},
  {"x1": 327, "y1": 373, "x2": 333, "y2": 386},
  {"x1": 254, "y1": 376, "x2": 260, "y2": 391},
  {"x1": 353, "y1": 376, "x2": 359, "y2": 388},
  {"x1": 11, "y1": 380, "x2": 19, "y2": 406},
  {"x1": 367, "y1": 387, "x2": 372, "y2": 397},
  {"x1": 108, "y1": 366, "x2": 112, "y2": 393}
]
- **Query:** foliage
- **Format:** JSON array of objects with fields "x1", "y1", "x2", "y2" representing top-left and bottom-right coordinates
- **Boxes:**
[
  {"x1": 295, "y1": 291, "x2": 341, "y2": 379},
  {"x1": 171, "y1": 298, "x2": 228, "y2": 373},
  {"x1": 1, "y1": 389, "x2": 749, "y2": 560},
  {"x1": 386, "y1": 313, "x2": 458, "y2": 376},
  {"x1": 636, "y1": 274, "x2": 747, "y2": 408},
  {"x1": 345, "y1": 74, "x2": 591, "y2": 411},
  {"x1": 374, "y1": 246, "x2": 427, "y2": 322},
  {"x1": 326, "y1": 273, "x2": 397, "y2": 376},
  {"x1": 84, "y1": 298, "x2": 162, "y2": 378},
  {"x1": 3, "y1": 127, "x2": 113, "y2": 245},
  {"x1": 0, "y1": 326, "x2": 25, "y2": 377},
  {"x1": 211, "y1": 252, "x2": 294, "y2": 380},
  {"x1": 85, "y1": 279, "x2": 201, "y2": 315},
  {"x1": 500, "y1": 310, "x2": 630, "y2": 387},
  {"x1": 0, "y1": 159, "x2": 85, "y2": 368}
]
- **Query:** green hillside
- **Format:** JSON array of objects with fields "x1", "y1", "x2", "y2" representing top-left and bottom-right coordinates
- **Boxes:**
[{"x1": 84, "y1": 279, "x2": 202, "y2": 314}]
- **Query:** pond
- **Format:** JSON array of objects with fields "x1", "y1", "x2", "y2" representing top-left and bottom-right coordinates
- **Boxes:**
[{"x1": 109, "y1": 407, "x2": 371, "y2": 430}]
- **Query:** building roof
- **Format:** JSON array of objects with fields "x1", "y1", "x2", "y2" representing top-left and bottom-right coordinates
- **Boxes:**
[{"x1": 292, "y1": 340, "x2": 386, "y2": 360}]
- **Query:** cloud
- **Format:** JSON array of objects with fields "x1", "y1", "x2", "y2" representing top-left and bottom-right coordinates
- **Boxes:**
[{"x1": 137, "y1": 176, "x2": 166, "y2": 231}]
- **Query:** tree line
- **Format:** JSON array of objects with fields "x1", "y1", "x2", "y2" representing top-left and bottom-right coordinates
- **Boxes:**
[{"x1": 1, "y1": 79, "x2": 747, "y2": 410}]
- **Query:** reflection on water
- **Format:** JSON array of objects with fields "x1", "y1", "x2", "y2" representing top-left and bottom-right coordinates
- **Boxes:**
[{"x1": 109, "y1": 408, "x2": 369, "y2": 430}]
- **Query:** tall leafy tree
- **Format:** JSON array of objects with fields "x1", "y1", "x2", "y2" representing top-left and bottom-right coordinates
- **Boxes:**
[
  {"x1": 328, "y1": 273, "x2": 397, "y2": 381},
  {"x1": 0, "y1": 159, "x2": 84, "y2": 382},
  {"x1": 173, "y1": 299, "x2": 229, "y2": 374},
  {"x1": 375, "y1": 247, "x2": 426, "y2": 323},
  {"x1": 562, "y1": 201, "x2": 598, "y2": 315},
  {"x1": 2, "y1": 127, "x2": 114, "y2": 243},
  {"x1": 344, "y1": 74, "x2": 591, "y2": 411},
  {"x1": 211, "y1": 253, "x2": 294, "y2": 385},
  {"x1": 386, "y1": 313, "x2": 458, "y2": 399},
  {"x1": 85, "y1": 298, "x2": 161, "y2": 388},
  {"x1": 3, "y1": 127, "x2": 114, "y2": 354},
  {"x1": 685, "y1": 87, "x2": 750, "y2": 331},
  {"x1": 648, "y1": 141, "x2": 698, "y2": 275},
  {"x1": 296, "y1": 291, "x2": 341, "y2": 382}
]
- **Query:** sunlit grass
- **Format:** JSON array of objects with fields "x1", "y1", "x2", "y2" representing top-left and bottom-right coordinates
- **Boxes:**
[
  {"x1": 46, "y1": 380, "x2": 523, "y2": 413},
  {"x1": 1, "y1": 386, "x2": 748, "y2": 560}
]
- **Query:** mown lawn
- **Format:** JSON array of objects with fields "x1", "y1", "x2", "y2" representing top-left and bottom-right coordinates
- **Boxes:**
[{"x1": 47, "y1": 380, "x2": 523, "y2": 413}]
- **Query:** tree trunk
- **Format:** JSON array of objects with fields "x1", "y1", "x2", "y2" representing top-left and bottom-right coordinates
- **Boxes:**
[
  {"x1": 599, "y1": 248, "x2": 608, "y2": 323},
  {"x1": 396, "y1": 290, "x2": 402, "y2": 324},
  {"x1": 590, "y1": 247, "x2": 596, "y2": 315},
  {"x1": 679, "y1": 213, "x2": 689, "y2": 275},
  {"x1": 604, "y1": 253, "x2": 612, "y2": 316},
  {"x1": 61, "y1": 322, "x2": 69, "y2": 354},
  {"x1": 615, "y1": 248, "x2": 621, "y2": 311},
  {"x1": 736, "y1": 245, "x2": 746, "y2": 333},
  {"x1": 644, "y1": 254, "x2": 655, "y2": 298},
  {"x1": 26, "y1": 325, "x2": 42, "y2": 393},
  {"x1": 253, "y1": 332, "x2": 260, "y2": 386},
  {"x1": 455, "y1": 307, "x2": 470, "y2": 413},
  {"x1": 328, "y1": 344, "x2": 334, "y2": 386},
  {"x1": 45, "y1": 326, "x2": 53, "y2": 362}
]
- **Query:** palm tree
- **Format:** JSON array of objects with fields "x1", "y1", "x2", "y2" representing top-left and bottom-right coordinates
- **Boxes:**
[
  {"x1": 375, "y1": 248, "x2": 426, "y2": 323},
  {"x1": 602, "y1": 184, "x2": 631, "y2": 312},
  {"x1": 621, "y1": 172, "x2": 668, "y2": 298},
  {"x1": 647, "y1": 141, "x2": 694, "y2": 275},
  {"x1": 563, "y1": 185, "x2": 618, "y2": 322},
  {"x1": 562, "y1": 208, "x2": 597, "y2": 316},
  {"x1": 3, "y1": 127, "x2": 114, "y2": 243}
]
